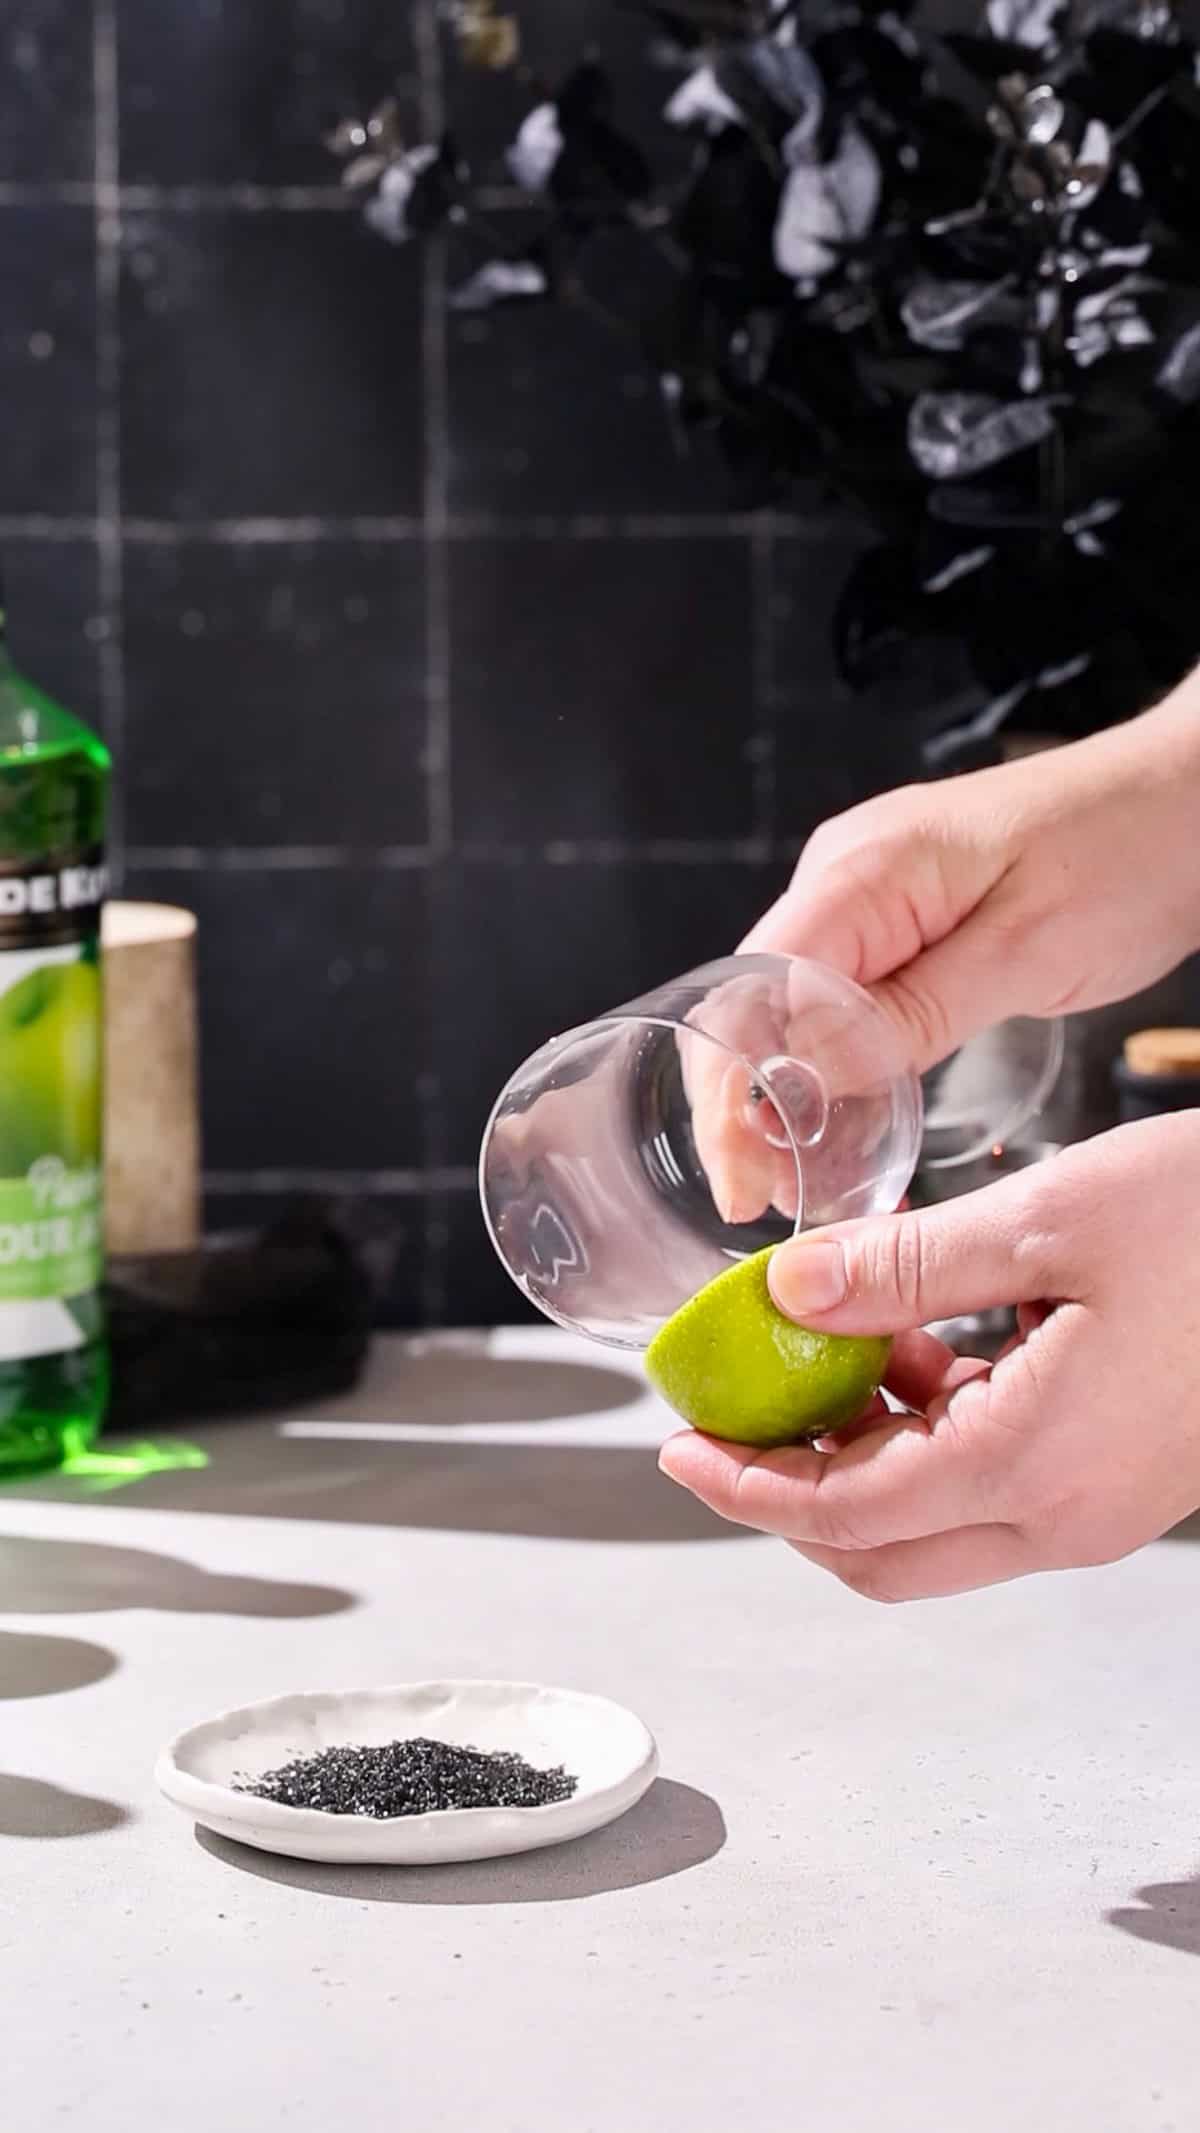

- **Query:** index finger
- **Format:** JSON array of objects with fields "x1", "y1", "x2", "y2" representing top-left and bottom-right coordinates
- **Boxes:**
[{"x1": 885, "y1": 1327, "x2": 991, "y2": 1412}]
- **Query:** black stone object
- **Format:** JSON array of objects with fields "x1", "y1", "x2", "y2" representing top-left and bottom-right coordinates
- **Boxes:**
[{"x1": 105, "y1": 1197, "x2": 372, "y2": 1430}]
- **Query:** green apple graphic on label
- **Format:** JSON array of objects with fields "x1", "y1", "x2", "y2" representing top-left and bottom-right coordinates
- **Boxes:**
[{"x1": 0, "y1": 958, "x2": 101, "y2": 1176}]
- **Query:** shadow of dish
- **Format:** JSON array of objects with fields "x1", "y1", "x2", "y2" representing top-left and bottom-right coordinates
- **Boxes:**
[
  {"x1": 0, "y1": 1535, "x2": 354, "y2": 1618},
  {"x1": 0, "y1": 1771, "x2": 131, "y2": 1839},
  {"x1": 3, "y1": 1434, "x2": 748, "y2": 1544},
  {"x1": 195, "y1": 1777, "x2": 726, "y2": 1906},
  {"x1": 1108, "y1": 1876, "x2": 1200, "y2": 1958},
  {"x1": 0, "y1": 1629, "x2": 118, "y2": 1700},
  {"x1": 1164, "y1": 1511, "x2": 1200, "y2": 1543}
]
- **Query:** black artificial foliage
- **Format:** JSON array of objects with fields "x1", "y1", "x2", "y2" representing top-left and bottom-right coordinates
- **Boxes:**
[
  {"x1": 333, "y1": 0, "x2": 1200, "y2": 761},
  {"x1": 409, "y1": 134, "x2": 466, "y2": 234},
  {"x1": 620, "y1": 0, "x2": 758, "y2": 42},
  {"x1": 550, "y1": 63, "x2": 654, "y2": 223},
  {"x1": 714, "y1": 36, "x2": 826, "y2": 142},
  {"x1": 939, "y1": 33, "x2": 1053, "y2": 84},
  {"x1": 675, "y1": 128, "x2": 784, "y2": 287}
]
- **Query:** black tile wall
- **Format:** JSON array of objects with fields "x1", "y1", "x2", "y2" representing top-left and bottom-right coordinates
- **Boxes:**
[
  {"x1": 0, "y1": 2, "x2": 977, "y2": 1330},
  {"x1": 448, "y1": 224, "x2": 721, "y2": 520},
  {"x1": 123, "y1": 540, "x2": 427, "y2": 849},
  {"x1": 3, "y1": 207, "x2": 97, "y2": 517},
  {"x1": 120, "y1": 209, "x2": 425, "y2": 519},
  {"x1": 434, "y1": 857, "x2": 791, "y2": 1170},
  {"x1": 449, "y1": 535, "x2": 756, "y2": 845},
  {"x1": 117, "y1": 0, "x2": 418, "y2": 188},
  {"x1": 4, "y1": 539, "x2": 102, "y2": 730},
  {"x1": 125, "y1": 867, "x2": 432, "y2": 1175},
  {"x1": 0, "y1": 2, "x2": 94, "y2": 182}
]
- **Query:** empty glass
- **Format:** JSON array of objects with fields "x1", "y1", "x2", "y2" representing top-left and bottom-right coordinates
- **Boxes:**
[{"x1": 479, "y1": 954, "x2": 1062, "y2": 1350}]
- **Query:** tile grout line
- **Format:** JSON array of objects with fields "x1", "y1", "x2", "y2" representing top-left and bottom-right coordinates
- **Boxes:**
[
  {"x1": 125, "y1": 844, "x2": 433, "y2": 870},
  {"x1": 123, "y1": 837, "x2": 805, "y2": 871},
  {"x1": 93, "y1": 0, "x2": 126, "y2": 881},
  {"x1": 749, "y1": 518, "x2": 776, "y2": 853},
  {"x1": 0, "y1": 182, "x2": 356, "y2": 210},
  {"x1": 204, "y1": 1167, "x2": 478, "y2": 1196},
  {"x1": 417, "y1": 0, "x2": 453, "y2": 863},
  {"x1": 415, "y1": 0, "x2": 452, "y2": 1324},
  {"x1": 0, "y1": 511, "x2": 841, "y2": 544}
]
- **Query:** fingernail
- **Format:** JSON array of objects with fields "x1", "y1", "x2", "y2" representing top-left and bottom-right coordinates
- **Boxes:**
[{"x1": 769, "y1": 1239, "x2": 846, "y2": 1318}]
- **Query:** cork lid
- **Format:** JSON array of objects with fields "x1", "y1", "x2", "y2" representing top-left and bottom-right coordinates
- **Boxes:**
[{"x1": 1123, "y1": 1028, "x2": 1200, "y2": 1078}]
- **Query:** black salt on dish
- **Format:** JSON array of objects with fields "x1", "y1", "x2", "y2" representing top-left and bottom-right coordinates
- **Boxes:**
[{"x1": 236, "y1": 1736, "x2": 578, "y2": 1818}]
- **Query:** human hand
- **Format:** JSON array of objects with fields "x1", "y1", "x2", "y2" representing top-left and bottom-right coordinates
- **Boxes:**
[
  {"x1": 743, "y1": 689, "x2": 1200, "y2": 1072},
  {"x1": 659, "y1": 1114, "x2": 1200, "y2": 1600}
]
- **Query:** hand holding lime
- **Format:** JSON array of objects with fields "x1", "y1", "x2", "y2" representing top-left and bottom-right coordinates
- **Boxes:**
[{"x1": 645, "y1": 1246, "x2": 890, "y2": 1447}]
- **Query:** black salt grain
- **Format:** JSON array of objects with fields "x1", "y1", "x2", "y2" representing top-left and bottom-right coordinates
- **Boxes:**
[{"x1": 236, "y1": 1736, "x2": 578, "y2": 1818}]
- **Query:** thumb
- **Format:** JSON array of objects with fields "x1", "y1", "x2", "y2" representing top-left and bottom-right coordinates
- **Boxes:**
[{"x1": 767, "y1": 1171, "x2": 1068, "y2": 1335}]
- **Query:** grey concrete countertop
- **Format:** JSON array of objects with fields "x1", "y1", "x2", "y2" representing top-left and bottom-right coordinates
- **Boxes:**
[{"x1": 3, "y1": 1328, "x2": 1199, "y2": 2133}]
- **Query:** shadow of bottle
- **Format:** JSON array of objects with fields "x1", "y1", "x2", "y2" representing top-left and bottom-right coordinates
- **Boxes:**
[
  {"x1": 0, "y1": 1533, "x2": 354, "y2": 1618},
  {"x1": 0, "y1": 1627, "x2": 118, "y2": 1699},
  {"x1": 0, "y1": 1771, "x2": 131, "y2": 1840}
]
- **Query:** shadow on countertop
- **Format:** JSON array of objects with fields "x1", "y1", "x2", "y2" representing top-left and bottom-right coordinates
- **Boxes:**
[
  {"x1": 3, "y1": 1340, "x2": 746, "y2": 1542},
  {"x1": 0, "y1": 1628, "x2": 118, "y2": 1700},
  {"x1": 318, "y1": 1343, "x2": 646, "y2": 1426},
  {"x1": 196, "y1": 1777, "x2": 726, "y2": 1906},
  {"x1": 0, "y1": 1771, "x2": 132, "y2": 1840},
  {"x1": 4, "y1": 1433, "x2": 749, "y2": 1544},
  {"x1": 0, "y1": 1535, "x2": 354, "y2": 1618},
  {"x1": 1109, "y1": 1875, "x2": 1200, "y2": 1958}
]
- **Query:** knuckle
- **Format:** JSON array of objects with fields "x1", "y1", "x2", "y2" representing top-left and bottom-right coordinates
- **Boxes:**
[
  {"x1": 854, "y1": 1215, "x2": 926, "y2": 1321},
  {"x1": 1018, "y1": 1153, "x2": 1070, "y2": 1235},
  {"x1": 884, "y1": 968, "x2": 956, "y2": 1066},
  {"x1": 1005, "y1": 1166, "x2": 1074, "y2": 1293}
]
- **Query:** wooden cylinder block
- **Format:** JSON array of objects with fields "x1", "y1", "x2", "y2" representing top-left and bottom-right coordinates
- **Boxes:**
[{"x1": 101, "y1": 901, "x2": 201, "y2": 1255}]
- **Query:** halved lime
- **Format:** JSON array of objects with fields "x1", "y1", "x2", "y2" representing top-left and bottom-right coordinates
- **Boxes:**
[{"x1": 646, "y1": 1246, "x2": 890, "y2": 1447}]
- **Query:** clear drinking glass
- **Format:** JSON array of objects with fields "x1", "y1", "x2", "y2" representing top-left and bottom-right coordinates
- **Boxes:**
[{"x1": 479, "y1": 954, "x2": 1062, "y2": 1350}]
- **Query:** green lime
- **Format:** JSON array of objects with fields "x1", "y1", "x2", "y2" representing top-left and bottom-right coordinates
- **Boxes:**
[{"x1": 646, "y1": 1246, "x2": 891, "y2": 1447}]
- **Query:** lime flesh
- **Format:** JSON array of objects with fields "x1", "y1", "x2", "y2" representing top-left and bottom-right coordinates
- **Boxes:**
[{"x1": 646, "y1": 1247, "x2": 891, "y2": 1448}]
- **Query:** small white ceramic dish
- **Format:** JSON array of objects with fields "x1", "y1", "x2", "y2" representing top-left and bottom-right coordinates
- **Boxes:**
[{"x1": 156, "y1": 1679, "x2": 659, "y2": 1865}]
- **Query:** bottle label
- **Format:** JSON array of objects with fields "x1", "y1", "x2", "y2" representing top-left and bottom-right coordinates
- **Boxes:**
[{"x1": 0, "y1": 850, "x2": 105, "y2": 1356}]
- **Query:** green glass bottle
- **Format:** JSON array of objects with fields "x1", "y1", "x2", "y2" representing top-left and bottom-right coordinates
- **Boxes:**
[{"x1": 0, "y1": 582, "x2": 110, "y2": 1471}]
